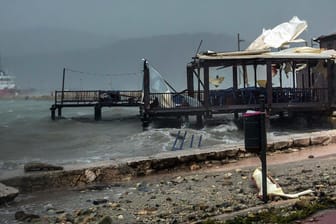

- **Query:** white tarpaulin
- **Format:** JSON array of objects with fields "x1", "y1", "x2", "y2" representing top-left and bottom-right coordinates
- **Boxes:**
[{"x1": 246, "y1": 16, "x2": 308, "y2": 51}]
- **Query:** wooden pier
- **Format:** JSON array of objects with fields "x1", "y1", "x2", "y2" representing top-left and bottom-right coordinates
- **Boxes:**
[
  {"x1": 50, "y1": 90, "x2": 142, "y2": 120},
  {"x1": 51, "y1": 47, "x2": 336, "y2": 127}
]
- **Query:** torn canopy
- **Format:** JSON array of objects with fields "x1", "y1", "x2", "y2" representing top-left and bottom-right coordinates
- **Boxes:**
[
  {"x1": 147, "y1": 64, "x2": 201, "y2": 108},
  {"x1": 148, "y1": 65, "x2": 172, "y2": 93},
  {"x1": 246, "y1": 16, "x2": 308, "y2": 51}
]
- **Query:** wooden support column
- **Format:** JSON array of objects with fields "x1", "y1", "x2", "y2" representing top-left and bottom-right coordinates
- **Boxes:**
[
  {"x1": 301, "y1": 68, "x2": 305, "y2": 89},
  {"x1": 243, "y1": 64, "x2": 247, "y2": 88},
  {"x1": 197, "y1": 67, "x2": 201, "y2": 102},
  {"x1": 292, "y1": 62, "x2": 296, "y2": 88},
  {"x1": 279, "y1": 66, "x2": 283, "y2": 88},
  {"x1": 233, "y1": 64, "x2": 238, "y2": 119},
  {"x1": 143, "y1": 60, "x2": 150, "y2": 111},
  {"x1": 254, "y1": 64, "x2": 257, "y2": 87},
  {"x1": 187, "y1": 64, "x2": 194, "y2": 97},
  {"x1": 266, "y1": 61, "x2": 273, "y2": 107},
  {"x1": 233, "y1": 64, "x2": 238, "y2": 91},
  {"x1": 307, "y1": 63, "x2": 311, "y2": 88},
  {"x1": 203, "y1": 65, "x2": 210, "y2": 117},
  {"x1": 327, "y1": 60, "x2": 334, "y2": 106}
]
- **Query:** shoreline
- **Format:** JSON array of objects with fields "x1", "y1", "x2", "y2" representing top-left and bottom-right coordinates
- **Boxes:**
[
  {"x1": 0, "y1": 94, "x2": 54, "y2": 101},
  {"x1": 2, "y1": 138, "x2": 336, "y2": 223},
  {"x1": 2, "y1": 130, "x2": 336, "y2": 223},
  {"x1": 1, "y1": 129, "x2": 336, "y2": 193}
]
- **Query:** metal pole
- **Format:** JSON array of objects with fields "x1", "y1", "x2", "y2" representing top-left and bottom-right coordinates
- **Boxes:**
[
  {"x1": 179, "y1": 131, "x2": 187, "y2": 150},
  {"x1": 311, "y1": 38, "x2": 317, "y2": 48},
  {"x1": 198, "y1": 135, "x2": 202, "y2": 147},
  {"x1": 61, "y1": 68, "x2": 65, "y2": 105},
  {"x1": 259, "y1": 95, "x2": 267, "y2": 203},
  {"x1": 190, "y1": 134, "x2": 194, "y2": 148},
  {"x1": 237, "y1": 33, "x2": 245, "y2": 51},
  {"x1": 197, "y1": 67, "x2": 201, "y2": 102},
  {"x1": 172, "y1": 131, "x2": 180, "y2": 150}
]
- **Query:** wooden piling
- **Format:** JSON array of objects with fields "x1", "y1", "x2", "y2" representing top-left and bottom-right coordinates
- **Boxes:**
[
  {"x1": 196, "y1": 115, "x2": 203, "y2": 128},
  {"x1": 57, "y1": 106, "x2": 62, "y2": 118},
  {"x1": 94, "y1": 104, "x2": 102, "y2": 121},
  {"x1": 50, "y1": 105, "x2": 56, "y2": 120}
]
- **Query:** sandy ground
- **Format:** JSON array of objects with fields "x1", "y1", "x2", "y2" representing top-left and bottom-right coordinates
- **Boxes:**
[{"x1": 1, "y1": 144, "x2": 336, "y2": 223}]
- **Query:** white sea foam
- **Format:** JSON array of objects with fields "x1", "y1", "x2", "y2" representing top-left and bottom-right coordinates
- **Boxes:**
[{"x1": 210, "y1": 122, "x2": 238, "y2": 133}]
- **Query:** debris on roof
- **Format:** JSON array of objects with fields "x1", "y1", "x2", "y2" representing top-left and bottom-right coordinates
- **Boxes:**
[
  {"x1": 246, "y1": 16, "x2": 308, "y2": 51},
  {"x1": 197, "y1": 47, "x2": 336, "y2": 60}
]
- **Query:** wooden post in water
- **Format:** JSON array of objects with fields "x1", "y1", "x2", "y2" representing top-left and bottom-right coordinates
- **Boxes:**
[
  {"x1": 58, "y1": 68, "x2": 66, "y2": 118},
  {"x1": 50, "y1": 105, "x2": 56, "y2": 120},
  {"x1": 196, "y1": 115, "x2": 203, "y2": 128},
  {"x1": 94, "y1": 104, "x2": 102, "y2": 121},
  {"x1": 57, "y1": 106, "x2": 62, "y2": 118}
]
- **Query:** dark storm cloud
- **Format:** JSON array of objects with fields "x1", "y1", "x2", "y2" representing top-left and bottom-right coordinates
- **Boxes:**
[
  {"x1": 0, "y1": 0, "x2": 335, "y2": 91},
  {"x1": 1, "y1": 0, "x2": 335, "y2": 38}
]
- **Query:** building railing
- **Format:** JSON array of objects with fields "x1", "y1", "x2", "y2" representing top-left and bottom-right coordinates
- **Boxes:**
[
  {"x1": 272, "y1": 88, "x2": 328, "y2": 104},
  {"x1": 209, "y1": 87, "x2": 328, "y2": 106},
  {"x1": 148, "y1": 87, "x2": 328, "y2": 111}
]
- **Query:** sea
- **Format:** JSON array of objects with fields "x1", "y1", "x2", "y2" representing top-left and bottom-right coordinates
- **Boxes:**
[
  {"x1": 1, "y1": 98, "x2": 336, "y2": 223},
  {"x1": 1, "y1": 98, "x2": 336, "y2": 176}
]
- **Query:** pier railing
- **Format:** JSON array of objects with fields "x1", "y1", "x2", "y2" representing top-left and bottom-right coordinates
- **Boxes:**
[
  {"x1": 55, "y1": 90, "x2": 100, "y2": 104},
  {"x1": 98, "y1": 90, "x2": 143, "y2": 104},
  {"x1": 55, "y1": 90, "x2": 143, "y2": 105},
  {"x1": 149, "y1": 91, "x2": 203, "y2": 109}
]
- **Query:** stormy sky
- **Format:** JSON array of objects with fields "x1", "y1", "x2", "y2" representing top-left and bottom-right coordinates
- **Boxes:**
[
  {"x1": 1, "y1": 0, "x2": 335, "y2": 39},
  {"x1": 0, "y1": 0, "x2": 336, "y2": 91}
]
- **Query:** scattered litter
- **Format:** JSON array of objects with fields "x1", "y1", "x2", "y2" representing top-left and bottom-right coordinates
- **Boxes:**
[{"x1": 252, "y1": 167, "x2": 313, "y2": 199}]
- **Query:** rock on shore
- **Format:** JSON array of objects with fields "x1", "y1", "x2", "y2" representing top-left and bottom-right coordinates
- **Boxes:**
[{"x1": 0, "y1": 182, "x2": 19, "y2": 204}]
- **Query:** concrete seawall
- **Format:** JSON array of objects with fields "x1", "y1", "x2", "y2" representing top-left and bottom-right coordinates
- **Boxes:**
[{"x1": 2, "y1": 130, "x2": 336, "y2": 193}]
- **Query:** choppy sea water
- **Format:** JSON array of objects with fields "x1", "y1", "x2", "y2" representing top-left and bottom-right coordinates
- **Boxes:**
[
  {"x1": 0, "y1": 99, "x2": 242, "y2": 172},
  {"x1": 1, "y1": 99, "x2": 336, "y2": 223},
  {"x1": 0, "y1": 99, "x2": 335, "y2": 175}
]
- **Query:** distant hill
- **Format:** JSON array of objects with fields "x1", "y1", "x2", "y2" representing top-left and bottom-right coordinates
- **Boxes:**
[
  {"x1": 0, "y1": 27, "x2": 117, "y2": 56},
  {"x1": 4, "y1": 32, "x2": 239, "y2": 92}
]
